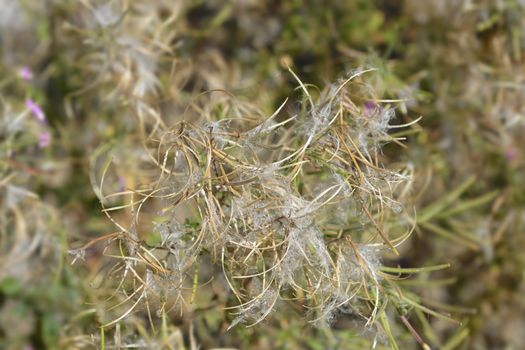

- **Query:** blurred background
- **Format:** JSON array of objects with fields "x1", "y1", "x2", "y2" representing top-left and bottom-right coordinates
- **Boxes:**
[{"x1": 1, "y1": 1, "x2": 524, "y2": 349}]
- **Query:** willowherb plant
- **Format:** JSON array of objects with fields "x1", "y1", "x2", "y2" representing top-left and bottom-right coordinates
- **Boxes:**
[
  {"x1": 0, "y1": 65, "x2": 67, "y2": 346},
  {"x1": 398, "y1": 2, "x2": 525, "y2": 348},
  {"x1": 90, "y1": 66, "x2": 420, "y2": 343},
  {"x1": 0, "y1": 66, "x2": 55, "y2": 278}
]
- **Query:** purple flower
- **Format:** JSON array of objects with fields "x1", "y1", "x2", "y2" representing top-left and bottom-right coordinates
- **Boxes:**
[
  {"x1": 364, "y1": 101, "x2": 378, "y2": 116},
  {"x1": 19, "y1": 66, "x2": 33, "y2": 81},
  {"x1": 26, "y1": 99, "x2": 46, "y2": 123},
  {"x1": 38, "y1": 131, "x2": 51, "y2": 148}
]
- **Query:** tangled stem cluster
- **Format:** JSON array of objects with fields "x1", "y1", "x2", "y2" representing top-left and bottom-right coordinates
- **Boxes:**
[{"x1": 94, "y1": 68, "x2": 416, "y2": 331}]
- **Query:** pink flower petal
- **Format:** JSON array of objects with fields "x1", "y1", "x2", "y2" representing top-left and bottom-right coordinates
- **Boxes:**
[
  {"x1": 38, "y1": 131, "x2": 51, "y2": 148},
  {"x1": 19, "y1": 66, "x2": 34, "y2": 81},
  {"x1": 26, "y1": 99, "x2": 46, "y2": 122}
]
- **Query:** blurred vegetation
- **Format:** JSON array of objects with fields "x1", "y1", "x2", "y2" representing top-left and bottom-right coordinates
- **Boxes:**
[{"x1": 1, "y1": 0, "x2": 524, "y2": 349}]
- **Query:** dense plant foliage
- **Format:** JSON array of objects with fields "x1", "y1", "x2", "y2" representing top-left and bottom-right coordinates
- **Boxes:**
[{"x1": 1, "y1": 1, "x2": 524, "y2": 349}]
